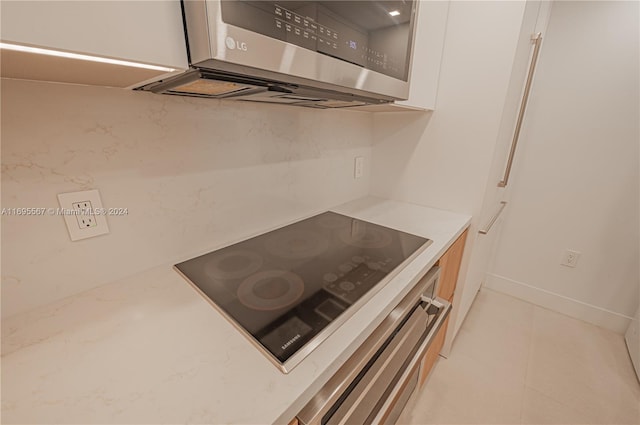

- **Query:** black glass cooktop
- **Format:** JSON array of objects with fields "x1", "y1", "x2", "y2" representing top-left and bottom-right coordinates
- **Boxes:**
[{"x1": 175, "y1": 211, "x2": 430, "y2": 372}]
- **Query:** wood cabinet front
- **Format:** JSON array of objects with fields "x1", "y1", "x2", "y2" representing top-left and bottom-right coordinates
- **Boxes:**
[
  {"x1": 418, "y1": 229, "x2": 467, "y2": 387},
  {"x1": 436, "y1": 229, "x2": 468, "y2": 302}
]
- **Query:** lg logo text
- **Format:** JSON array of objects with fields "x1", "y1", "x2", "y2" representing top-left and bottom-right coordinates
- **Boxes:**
[{"x1": 225, "y1": 36, "x2": 248, "y2": 51}]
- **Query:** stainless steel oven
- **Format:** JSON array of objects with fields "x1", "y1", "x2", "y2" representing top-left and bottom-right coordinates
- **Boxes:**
[{"x1": 297, "y1": 266, "x2": 450, "y2": 425}]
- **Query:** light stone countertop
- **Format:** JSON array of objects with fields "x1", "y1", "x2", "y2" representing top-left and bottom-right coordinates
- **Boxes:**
[{"x1": 1, "y1": 196, "x2": 471, "y2": 425}]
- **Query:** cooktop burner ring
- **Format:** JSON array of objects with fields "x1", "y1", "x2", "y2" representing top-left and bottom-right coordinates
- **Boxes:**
[
  {"x1": 338, "y1": 226, "x2": 393, "y2": 249},
  {"x1": 204, "y1": 250, "x2": 264, "y2": 280},
  {"x1": 265, "y1": 229, "x2": 329, "y2": 260},
  {"x1": 237, "y1": 270, "x2": 305, "y2": 311}
]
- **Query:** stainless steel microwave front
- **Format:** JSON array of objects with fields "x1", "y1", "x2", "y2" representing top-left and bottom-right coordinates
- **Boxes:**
[{"x1": 182, "y1": 0, "x2": 417, "y2": 101}]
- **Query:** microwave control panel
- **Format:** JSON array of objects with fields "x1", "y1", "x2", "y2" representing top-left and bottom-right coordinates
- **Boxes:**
[{"x1": 220, "y1": 0, "x2": 415, "y2": 81}]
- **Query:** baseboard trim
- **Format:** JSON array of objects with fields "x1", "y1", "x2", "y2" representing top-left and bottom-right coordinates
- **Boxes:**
[{"x1": 484, "y1": 273, "x2": 632, "y2": 334}]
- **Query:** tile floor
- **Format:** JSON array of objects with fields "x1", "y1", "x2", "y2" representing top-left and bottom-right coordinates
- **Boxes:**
[{"x1": 397, "y1": 289, "x2": 640, "y2": 425}]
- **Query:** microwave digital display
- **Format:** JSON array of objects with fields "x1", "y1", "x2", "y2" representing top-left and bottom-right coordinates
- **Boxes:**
[{"x1": 220, "y1": 0, "x2": 416, "y2": 81}]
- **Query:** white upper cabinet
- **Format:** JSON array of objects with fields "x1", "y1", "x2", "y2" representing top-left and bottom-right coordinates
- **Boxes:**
[
  {"x1": 396, "y1": 0, "x2": 450, "y2": 111},
  {"x1": 356, "y1": 1, "x2": 450, "y2": 112},
  {"x1": 0, "y1": 1, "x2": 188, "y2": 87}
]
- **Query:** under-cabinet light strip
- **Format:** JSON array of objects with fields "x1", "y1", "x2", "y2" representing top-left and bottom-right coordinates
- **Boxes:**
[{"x1": 0, "y1": 42, "x2": 176, "y2": 72}]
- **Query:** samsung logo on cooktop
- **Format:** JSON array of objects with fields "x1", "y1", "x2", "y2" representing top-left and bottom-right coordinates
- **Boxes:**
[{"x1": 281, "y1": 334, "x2": 301, "y2": 351}]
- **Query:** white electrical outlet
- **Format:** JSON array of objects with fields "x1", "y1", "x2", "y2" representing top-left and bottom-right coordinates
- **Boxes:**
[
  {"x1": 561, "y1": 249, "x2": 581, "y2": 268},
  {"x1": 354, "y1": 156, "x2": 364, "y2": 179},
  {"x1": 57, "y1": 189, "x2": 109, "y2": 241},
  {"x1": 72, "y1": 200, "x2": 97, "y2": 229}
]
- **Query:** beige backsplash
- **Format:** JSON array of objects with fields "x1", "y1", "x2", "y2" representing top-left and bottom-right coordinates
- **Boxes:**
[{"x1": 1, "y1": 78, "x2": 373, "y2": 318}]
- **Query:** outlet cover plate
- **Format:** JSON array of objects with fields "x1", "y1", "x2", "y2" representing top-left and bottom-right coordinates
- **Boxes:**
[
  {"x1": 561, "y1": 249, "x2": 581, "y2": 268},
  {"x1": 354, "y1": 156, "x2": 364, "y2": 179},
  {"x1": 57, "y1": 189, "x2": 109, "y2": 241}
]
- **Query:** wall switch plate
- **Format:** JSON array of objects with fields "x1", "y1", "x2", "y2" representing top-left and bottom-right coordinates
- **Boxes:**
[
  {"x1": 561, "y1": 249, "x2": 581, "y2": 268},
  {"x1": 57, "y1": 189, "x2": 109, "y2": 241},
  {"x1": 354, "y1": 156, "x2": 365, "y2": 179}
]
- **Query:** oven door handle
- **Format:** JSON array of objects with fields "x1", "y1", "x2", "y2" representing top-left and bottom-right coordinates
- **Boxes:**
[
  {"x1": 323, "y1": 299, "x2": 450, "y2": 425},
  {"x1": 325, "y1": 305, "x2": 433, "y2": 424},
  {"x1": 420, "y1": 295, "x2": 444, "y2": 308},
  {"x1": 371, "y1": 298, "x2": 451, "y2": 424},
  {"x1": 297, "y1": 267, "x2": 442, "y2": 425}
]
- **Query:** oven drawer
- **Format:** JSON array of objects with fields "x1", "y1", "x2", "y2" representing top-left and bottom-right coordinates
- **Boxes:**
[
  {"x1": 326, "y1": 305, "x2": 431, "y2": 424},
  {"x1": 298, "y1": 266, "x2": 450, "y2": 425}
]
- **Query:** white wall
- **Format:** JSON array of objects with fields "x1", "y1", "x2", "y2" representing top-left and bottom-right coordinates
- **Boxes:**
[
  {"x1": 371, "y1": 1, "x2": 526, "y2": 214},
  {"x1": 1, "y1": 79, "x2": 372, "y2": 318},
  {"x1": 486, "y1": 1, "x2": 639, "y2": 333},
  {"x1": 370, "y1": 1, "x2": 528, "y2": 337}
]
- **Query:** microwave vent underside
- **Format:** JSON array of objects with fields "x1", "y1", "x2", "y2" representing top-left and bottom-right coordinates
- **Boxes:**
[
  {"x1": 164, "y1": 79, "x2": 370, "y2": 108},
  {"x1": 165, "y1": 78, "x2": 259, "y2": 97},
  {"x1": 138, "y1": 69, "x2": 384, "y2": 108},
  {"x1": 235, "y1": 92, "x2": 369, "y2": 108}
]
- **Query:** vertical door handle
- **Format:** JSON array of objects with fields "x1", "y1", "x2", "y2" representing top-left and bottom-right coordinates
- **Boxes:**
[{"x1": 498, "y1": 33, "x2": 543, "y2": 188}]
